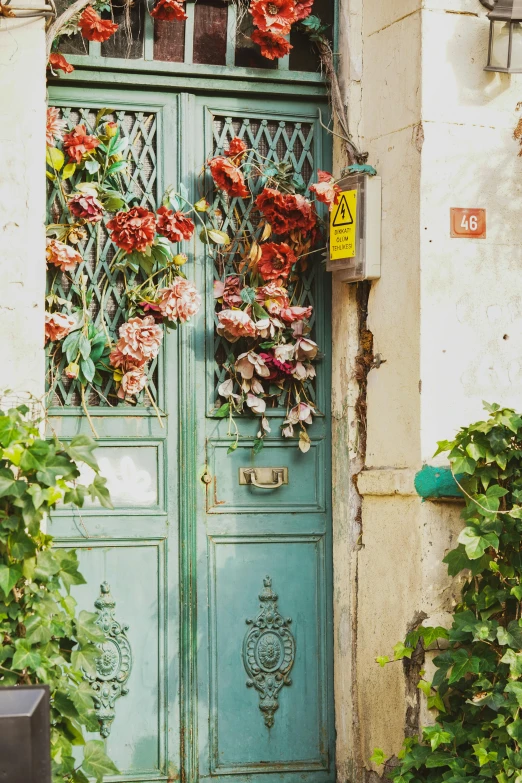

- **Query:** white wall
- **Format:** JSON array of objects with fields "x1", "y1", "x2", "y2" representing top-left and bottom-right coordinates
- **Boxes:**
[{"x1": 0, "y1": 14, "x2": 47, "y2": 399}]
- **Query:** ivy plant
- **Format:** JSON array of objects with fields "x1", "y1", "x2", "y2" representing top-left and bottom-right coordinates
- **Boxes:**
[
  {"x1": 373, "y1": 403, "x2": 522, "y2": 783},
  {"x1": 0, "y1": 402, "x2": 118, "y2": 782}
]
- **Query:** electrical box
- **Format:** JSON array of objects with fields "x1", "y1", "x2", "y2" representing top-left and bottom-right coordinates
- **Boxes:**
[{"x1": 327, "y1": 173, "x2": 381, "y2": 282}]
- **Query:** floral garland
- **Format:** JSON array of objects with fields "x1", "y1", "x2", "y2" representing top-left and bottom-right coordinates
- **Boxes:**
[
  {"x1": 48, "y1": 0, "x2": 329, "y2": 74},
  {"x1": 45, "y1": 107, "x2": 338, "y2": 450},
  {"x1": 45, "y1": 108, "x2": 201, "y2": 432},
  {"x1": 205, "y1": 140, "x2": 339, "y2": 453}
]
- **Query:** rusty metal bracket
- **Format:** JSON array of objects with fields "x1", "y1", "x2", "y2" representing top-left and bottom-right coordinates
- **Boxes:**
[{"x1": 479, "y1": 0, "x2": 496, "y2": 10}]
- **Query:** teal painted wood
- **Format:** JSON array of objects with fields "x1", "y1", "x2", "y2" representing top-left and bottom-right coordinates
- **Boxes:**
[
  {"x1": 414, "y1": 465, "x2": 464, "y2": 499},
  {"x1": 48, "y1": 82, "x2": 334, "y2": 783}
]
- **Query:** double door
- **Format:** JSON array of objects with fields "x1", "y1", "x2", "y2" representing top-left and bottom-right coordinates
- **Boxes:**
[{"x1": 48, "y1": 85, "x2": 333, "y2": 783}]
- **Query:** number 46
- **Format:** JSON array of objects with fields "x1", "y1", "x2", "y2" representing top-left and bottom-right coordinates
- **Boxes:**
[{"x1": 461, "y1": 214, "x2": 478, "y2": 231}]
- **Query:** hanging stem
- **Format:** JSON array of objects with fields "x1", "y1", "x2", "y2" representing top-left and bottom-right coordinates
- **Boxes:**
[
  {"x1": 80, "y1": 385, "x2": 99, "y2": 438},
  {"x1": 145, "y1": 384, "x2": 164, "y2": 429}
]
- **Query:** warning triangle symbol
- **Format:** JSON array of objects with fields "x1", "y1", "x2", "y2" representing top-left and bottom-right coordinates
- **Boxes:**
[{"x1": 332, "y1": 194, "x2": 354, "y2": 227}]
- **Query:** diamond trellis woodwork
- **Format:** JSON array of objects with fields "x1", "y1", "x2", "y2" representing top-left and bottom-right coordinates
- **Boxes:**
[
  {"x1": 46, "y1": 106, "x2": 159, "y2": 408},
  {"x1": 211, "y1": 114, "x2": 318, "y2": 410}
]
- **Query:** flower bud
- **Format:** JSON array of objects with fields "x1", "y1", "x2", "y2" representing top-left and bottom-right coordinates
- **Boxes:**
[
  {"x1": 65, "y1": 362, "x2": 79, "y2": 380},
  {"x1": 173, "y1": 253, "x2": 188, "y2": 266},
  {"x1": 111, "y1": 153, "x2": 124, "y2": 162},
  {"x1": 194, "y1": 198, "x2": 210, "y2": 213},
  {"x1": 104, "y1": 121, "x2": 118, "y2": 138}
]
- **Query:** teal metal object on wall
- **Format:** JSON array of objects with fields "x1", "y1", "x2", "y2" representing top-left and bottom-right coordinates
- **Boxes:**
[{"x1": 414, "y1": 465, "x2": 464, "y2": 500}]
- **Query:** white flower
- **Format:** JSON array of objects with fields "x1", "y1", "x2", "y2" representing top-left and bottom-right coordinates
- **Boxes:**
[
  {"x1": 293, "y1": 361, "x2": 316, "y2": 380},
  {"x1": 235, "y1": 351, "x2": 270, "y2": 380},
  {"x1": 282, "y1": 423, "x2": 294, "y2": 438},
  {"x1": 247, "y1": 393, "x2": 266, "y2": 414},
  {"x1": 274, "y1": 343, "x2": 295, "y2": 362},
  {"x1": 294, "y1": 337, "x2": 318, "y2": 361},
  {"x1": 218, "y1": 378, "x2": 239, "y2": 400}
]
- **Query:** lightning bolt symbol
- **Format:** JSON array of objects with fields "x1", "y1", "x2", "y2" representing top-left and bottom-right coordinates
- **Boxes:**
[{"x1": 341, "y1": 203, "x2": 346, "y2": 220}]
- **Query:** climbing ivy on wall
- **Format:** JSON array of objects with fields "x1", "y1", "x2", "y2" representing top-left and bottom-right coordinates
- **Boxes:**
[{"x1": 373, "y1": 403, "x2": 522, "y2": 783}]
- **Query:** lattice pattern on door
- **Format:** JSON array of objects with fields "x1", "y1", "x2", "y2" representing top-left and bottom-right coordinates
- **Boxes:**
[
  {"x1": 211, "y1": 114, "x2": 319, "y2": 411},
  {"x1": 46, "y1": 106, "x2": 160, "y2": 408}
]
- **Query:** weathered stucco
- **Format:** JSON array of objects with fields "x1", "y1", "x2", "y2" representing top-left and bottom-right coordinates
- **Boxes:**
[
  {"x1": 0, "y1": 13, "x2": 46, "y2": 399},
  {"x1": 333, "y1": 0, "x2": 522, "y2": 780}
]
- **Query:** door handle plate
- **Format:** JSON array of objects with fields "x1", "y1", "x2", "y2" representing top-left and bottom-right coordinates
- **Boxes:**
[{"x1": 239, "y1": 467, "x2": 289, "y2": 489}]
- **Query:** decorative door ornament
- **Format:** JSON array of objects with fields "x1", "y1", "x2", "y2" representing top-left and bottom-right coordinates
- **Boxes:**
[
  {"x1": 85, "y1": 582, "x2": 133, "y2": 738},
  {"x1": 243, "y1": 576, "x2": 296, "y2": 728}
]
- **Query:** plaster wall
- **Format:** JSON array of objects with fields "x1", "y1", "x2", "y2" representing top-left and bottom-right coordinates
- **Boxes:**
[
  {"x1": 333, "y1": 0, "x2": 522, "y2": 780},
  {"x1": 0, "y1": 14, "x2": 46, "y2": 400}
]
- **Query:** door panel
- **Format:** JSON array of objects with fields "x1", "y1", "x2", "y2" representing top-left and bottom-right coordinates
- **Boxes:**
[{"x1": 47, "y1": 86, "x2": 333, "y2": 783}]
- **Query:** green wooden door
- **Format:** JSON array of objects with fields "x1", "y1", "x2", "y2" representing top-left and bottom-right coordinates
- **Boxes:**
[{"x1": 48, "y1": 85, "x2": 333, "y2": 783}]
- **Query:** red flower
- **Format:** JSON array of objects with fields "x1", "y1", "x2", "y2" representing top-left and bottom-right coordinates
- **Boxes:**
[
  {"x1": 256, "y1": 187, "x2": 316, "y2": 235},
  {"x1": 150, "y1": 0, "x2": 187, "y2": 20},
  {"x1": 258, "y1": 242, "x2": 296, "y2": 281},
  {"x1": 78, "y1": 6, "x2": 119, "y2": 42},
  {"x1": 293, "y1": 0, "x2": 313, "y2": 20},
  {"x1": 68, "y1": 192, "x2": 104, "y2": 223},
  {"x1": 209, "y1": 157, "x2": 249, "y2": 199},
  {"x1": 48, "y1": 53, "x2": 74, "y2": 74},
  {"x1": 225, "y1": 137, "x2": 247, "y2": 161},
  {"x1": 250, "y1": 0, "x2": 296, "y2": 34},
  {"x1": 251, "y1": 29, "x2": 292, "y2": 60},
  {"x1": 156, "y1": 206, "x2": 195, "y2": 243},
  {"x1": 309, "y1": 170, "x2": 340, "y2": 210},
  {"x1": 107, "y1": 207, "x2": 157, "y2": 253},
  {"x1": 63, "y1": 124, "x2": 100, "y2": 163},
  {"x1": 259, "y1": 351, "x2": 294, "y2": 381}
]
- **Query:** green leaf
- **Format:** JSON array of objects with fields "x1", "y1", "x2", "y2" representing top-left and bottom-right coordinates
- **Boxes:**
[
  {"x1": 375, "y1": 656, "x2": 390, "y2": 667},
  {"x1": 46, "y1": 146, "x2": 64, "y2": 172},
  {"x1": 80, "y1": 357, "x2": 95, "y2": 384},
  {"x1": 82, "y1": 740, "x2": 120, "y2": 782},
  {"x1": 507, "y1": 720, "x2": 522, "y2": 743},
  {"x1": 34, "y1": 549, "x2": 61, "y2": 579},
  {"x1": 214, "y1": 402, "x2": 230, "y2": 418},
  {"x1": 107, "y1": 160, "x2": 128, "y2": 175},
  {"x1": 66, "y1": 435, "x2": 99, "y2": 471},
  {"x1": 393, "y1": 642, "x2": 414, "y2": 660},
  {"x1": 457, "y1": 526, "x2": 499, "y2": 559},
  {"x1": 78, "y1": 333, "x2": 91, "y2": 360},
  {"x1": 207, "y1": 229, "x2": 230, "y2": 245},
  {"x1": 12, "y1": 640, "x2": 42, "y2": 670},
  {"x1": 71, "y1": 644, "x2": 100, "y2": 677},
  {"x1": 370, "y1": 748, "x2": 386, "y2": 766},
  {"x1": 76, "y1": 610, "x2": 105, "y2": 644},
  {"x1": 54, "y1": 690, "x2": 81, "y2": 722},
  {"x1": 95, "y1": 107, "x2": 116, "y2": 126},
  {"x1": 62, "y1": 162, "x2": 77, "y2": 180},
  {"x1": 0, "y1": 564, "x2": 22, "y2": 597},
  {"x1": 88, "y1": 474, "x2": 112, "y2": 509}
]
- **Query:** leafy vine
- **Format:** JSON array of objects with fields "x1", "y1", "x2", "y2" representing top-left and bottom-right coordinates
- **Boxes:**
[{"x1": 372, "y1": 403, "x2": 522, "y2": 783}]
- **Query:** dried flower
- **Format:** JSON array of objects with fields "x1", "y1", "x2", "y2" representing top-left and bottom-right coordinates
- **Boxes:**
[
  {"x1": 157, "y1": 277, "x2": 201, "y2": 324},
  {"x1": 150, "y1": 0, "x2": 187, "y2": 21},
  {"x1": 46, "y1": 107, "x2": 66, "y2": 147},
  {"x1": 78, "y1": 6, "x2": 119, "y2": 42},
  {"x1": 235, "y1": 351, "x2": 270, "y2": 380},
  {"x1": 259, "y1": 350, "x2": 294, "y2": 381},
  {"x1": 174, "y1": 253, "x2": 188, "y2": 266},
  {"x1": 68, "y1": 192, "x2": 104, "y2": 223},
  {"x1": 217, "y1": 309, "x2": 257, "y2": 342},
  {"x1": 65, "y1": 362, "x2": 80, "y2": 379},
  {"x1": 46, "y1": 239, "x2": 82, "y2": 272},
  {"x1": 256, "y1": 282, "x2": 290, "y2": 315},
  {"x1": 258, "y1": 242, "x2": 296, "y2": 281},
  {"x1": 104, "y1": 121, "x2": 118, "y2": 137},
  {"x1": 107, "y1": 207, "x2": 157, "y2": 253},
  {"x1": 256, "y1": 187, "x2": 315, "y2": 235},
  {"x1": 251, "y1": 30, "x2": 293, "y2": 60},
  {"x1": 45, "y1": 312, "x2": 76, "y2": 344},
  {"x1": 48, "y1": 53, "x2": 74, "y2": 74},
  {"x1": 156, "y1": 206, "x2": 194, "y2": 243},
  {"x1": 246, "y1": 393, "x2": 267, "y2": 415},
  {"x1": 250, "y1": 0, "x2": 296, "y2": 34},
  {"x1": 209, "y1": 157, "x2": 249, "y2": 199},
  {"x1": 293, "y1": 0, "x2": 313, "y2": 20},
  {"x1": 118, "y1": 367, "x2": 147, "y2": 399},
  {"x1": 225, "y1": 137, "x2": 247, "y2": 161},
  {"x1": 294, "y1": 336, "x2": 318, "y2": 361},
  {"x1": 63, "y1": 124, "x2": 100, "y2": 164},
  {"x1": 117, "y1": 316, "x2": 163, "y2": 365},
  {"x1": 309, "y1": 170, "x2": 341, "y2": 210},
  {"x1": 279, "y1": 305, "x2": 313, "y2": 323}
]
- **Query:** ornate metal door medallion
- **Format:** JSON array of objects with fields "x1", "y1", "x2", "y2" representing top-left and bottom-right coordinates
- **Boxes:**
[
  {"x1": 84, "y1": 582, "x2": 133, "y2": 738},
  {"x1": 243, "y1": 576, "x2": 296, "y2": 728}
]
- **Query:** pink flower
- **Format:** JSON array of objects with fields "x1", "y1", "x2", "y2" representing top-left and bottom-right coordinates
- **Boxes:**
[
  {"x1": 157, "y1": 277, "x2": 201, "y2": 324},
  {"x1": 108, "y1": 345, "x2": 142, "y2": 371},
  {"x1": 45, "y1": 312, "x2": 76, "y2": 344},
  {"x1": 286, "y1": 401, "x2": 314, "y2": 425},
  {"x1": 117, "y1": 316, "x2": 163, "y2": 365},
  {"x1": 46, "y1": 107, "x2": 66, "y2": 147},
  {"x1": 217, "y1": 309, "x2": 257, "y2": 342},
  {"x1": 279, "y1": 305, "x2": 313, "y2": 323},
  {"x1": 46, "y1": 239, "x2": 82, "y2": 272},
  {"x1": 246, "y1": 393, "x2": 266, "y2": 415},
  {"x1": 292, "y1": 361, "x2": 316, "y2": 380},
  {"x1": 118, "y1": 367, "x2": 147, "y2": 399},
  {"x1": 309, "y1": 170, "x2": 340, "y2": 211},
  {"x1": 68, "y1": 192, "x2": 104, "y2": 223},
  {"x1": 256, "y1": 283, "x2": 290, "y2": 315}
]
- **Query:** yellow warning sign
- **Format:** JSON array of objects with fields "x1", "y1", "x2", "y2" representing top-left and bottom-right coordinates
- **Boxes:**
[{"x1": 330, "y1": 189, "x2": 357, "y2": 260}]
